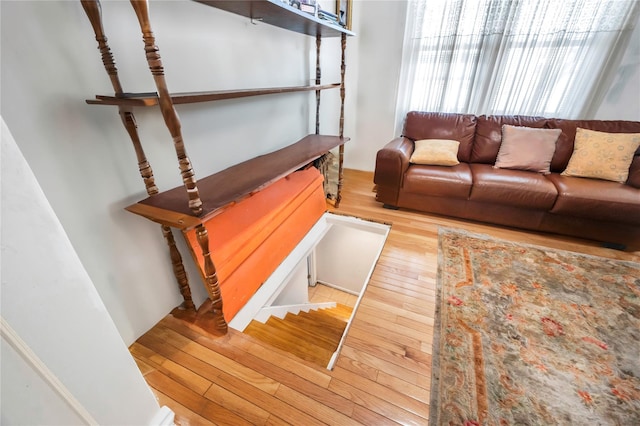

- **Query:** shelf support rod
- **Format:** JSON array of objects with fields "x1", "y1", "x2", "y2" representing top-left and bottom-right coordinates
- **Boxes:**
[
  {"x1": 194, "y1": 225, "x2": 228, "y2": 334},
  {"x1": 80, "y1": 0, "x2": 122, "y2": 93},
  {"x1": 163, "y1": 226, "x2": 196, "y2": 312},
  {"x1": 314, "y1": 34, "x2": 332, "y2": 200},
  {"x1": 130, "y1": 0, "x2": 203, "y2": 217},
  {"x1": 81, "y1": 0, "x2": 196, "y2": 312},
  {"x1": 81, "y1": 0, "x2": 159, "y2": 197},
  {"x1": 130, "y1": 0, "x2": 227, "y2": 333},
  {"x1": 315, "y1": 34, "x2": 321, "y2": 135},
  {"x1": 335, "y1": 33, "x2": 347, "y2": 208}
]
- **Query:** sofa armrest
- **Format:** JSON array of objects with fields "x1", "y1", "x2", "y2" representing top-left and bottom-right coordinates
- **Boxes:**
[{"x1": 374, "y1": 137, "x2": 413, "y2": 189}]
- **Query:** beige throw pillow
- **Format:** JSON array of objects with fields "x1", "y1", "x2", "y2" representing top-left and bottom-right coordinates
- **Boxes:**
[
  {"x1": 410, "y1": 139, "x2": 460, "y2": 166},
  {"x1": 494, "y1": 125, "x2": 561, "y2": 174},
  {"x1": 562, "y1": 128, "x2": 640, "y2": 183}
]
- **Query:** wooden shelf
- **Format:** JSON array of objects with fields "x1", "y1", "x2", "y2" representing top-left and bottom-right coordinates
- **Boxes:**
[
  {"x1": 126, "y1": 134, "x2": 348, "y2": 228},
  {"x1": 193, "y1": 0, "x2": 355, "y2": 37},
  {"x1": 87, "y1": 83, "x2": 341, "y2": 107},
  {"x1": 80, "y1": 0, "x2": 354, "y2": 334}
]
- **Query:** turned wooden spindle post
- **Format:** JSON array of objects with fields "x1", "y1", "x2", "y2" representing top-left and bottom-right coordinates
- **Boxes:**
[
  {"x1": 130, "y1": 0, "x2": 203, "y2": 216},
  {"x1": 162, "y1": 226, "x2": 195, "y2": 310},
  {"x1": 81, "y1": 0, "x2": 195, "y2": 311},
  {"x1": 128, "y1": 1, "x2": 227, "y2": 331},
  {"x1": 195, "y1": 224, "x2": 228, "y2": 332},
  {"x1": 80, "y1": 0, "x2": 122, "y2": 94},
  {"x1": 315, "y1": 34, "x2": 321, "y2": 135},
  {"x1": 120, "y1": 110, "x2": 159, "y2": 195},
  {"x1": 81, "y1": 0, "x2": 159, "y2": 196},
  {"x1": 335, "y1": 33, "x2": 347, "y2": 208}
]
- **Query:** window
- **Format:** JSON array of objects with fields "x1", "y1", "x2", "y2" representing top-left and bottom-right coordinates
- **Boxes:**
[{"x1": 395, "y1": 0, "x2": 639, "y2": 122}]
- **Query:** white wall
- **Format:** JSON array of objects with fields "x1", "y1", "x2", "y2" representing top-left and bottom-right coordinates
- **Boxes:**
[
  {"x1": 1, "y1": 119, "x2": 163, "y2": 425},
  {"x1": 595, "y1": 12, "x2": 640, "y2": 121},
  {"x1": 348, "y1": 0, "x2": 407, "y2": 171},
  {"x1": 0, "y1": 0, "x2": 347, "y2": 344},
  {"x1": 316, "y1": 220, "x2": 389, "y2": 294}
]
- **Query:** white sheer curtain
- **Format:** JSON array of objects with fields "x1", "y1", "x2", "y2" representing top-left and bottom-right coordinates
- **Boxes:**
[{"x1": 395, "y1": 0, "x2": 639, "y2": 130}]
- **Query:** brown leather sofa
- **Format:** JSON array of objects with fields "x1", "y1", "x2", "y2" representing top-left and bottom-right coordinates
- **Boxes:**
[{"x1": 374, "y1": 112, "x2": 640, "y2": 248}]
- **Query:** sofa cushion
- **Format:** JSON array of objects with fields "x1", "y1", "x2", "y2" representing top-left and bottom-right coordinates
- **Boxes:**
[
  {"x1": 403, "y1": 112, "x2": 476, "y2": 162},
  {"x1": 545, "y1": 119, "x2": 640, "y2": 172},
  {"x1": 403, "y1": 163, "x2": 472, "y2": 199},
  {"x1": 547, "y1": 174, "x2": 640, "y2": 226},
  {"x1": 472, "y1": 115, "x2": 549, "y2": 164},
  {"x1": 561, "y1": 128, "x2": 640, "y2": 183},
  {"x1": 410, "y1": 139, "x2": 460, "y2": 166},
  {"x1": 495, "y1": 125, "x2": 561, "y2": 174},
  {"x1": 470, "y1": 164, "x2": 558, "y2": 210}
]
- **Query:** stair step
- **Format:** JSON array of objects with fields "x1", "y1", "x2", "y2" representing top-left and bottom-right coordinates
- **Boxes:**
[
  {"x1": 300, "y1": 309, "x2": 349, "y2": 328},
  {"x1": 282, "y1": 311, "x2": 346, "y2": 342},
  {"x1": 243, "y1": 305, "x2": 353, "y2": 368},
  {"x1": 264, "y1": 316, "x2": 341, "y2": 351},
  {"x1": 243, "y1": 320, "x2": 334, "y2": 366},
  {"x1": 326, "y1": 303, "x2": 354, "y2": 321}
]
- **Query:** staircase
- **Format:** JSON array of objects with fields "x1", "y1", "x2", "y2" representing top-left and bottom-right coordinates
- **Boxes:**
[{"x1": 243, "y1": 304, "x2": 353, "y2": 368}]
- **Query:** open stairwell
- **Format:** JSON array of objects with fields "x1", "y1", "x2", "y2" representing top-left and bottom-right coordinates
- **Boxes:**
[{"x1": 243, "y1": 304, "x2": 353, "y2": 368}]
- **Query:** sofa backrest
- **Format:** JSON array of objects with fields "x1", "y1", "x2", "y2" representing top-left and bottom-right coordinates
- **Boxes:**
[
  {"x1": 403, "y1": 111, "x2": 640, "y2": 186},
  {"x1": 471, "y1": 115, "x2": 548, "y2": 164},
  {"x1": 545, "y1": 119, "x2": 640, "y2": 173},
  {"x1": 471, "y1": 115, "x2": 640, "y2": 173},
  {"x1": 402, "y1": 111, "x2": 476, "y2": 162}
]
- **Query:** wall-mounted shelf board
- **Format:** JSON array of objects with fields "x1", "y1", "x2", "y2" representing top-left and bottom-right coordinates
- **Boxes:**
[
  {"x1": 193, "y1": 0, "x2": 356, "y2": 37},
  {"x1": 125, "y1": 134, "x2": 348, "y2": 229},
  {"x1": 86, "y1": 83, "x2": 341, "y2": 107}
]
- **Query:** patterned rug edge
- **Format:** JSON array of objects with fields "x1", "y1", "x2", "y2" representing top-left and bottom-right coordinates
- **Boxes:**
[{"x1": 429, "y1": 226, "x2": 640, "y2": 425}]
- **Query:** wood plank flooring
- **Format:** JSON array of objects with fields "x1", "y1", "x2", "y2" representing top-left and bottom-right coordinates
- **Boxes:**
[
  {"x1": 309, "y1": 283, "x2": 358, "y2": 308},
  {"x1": 130, "y1": 169, "x2": 639, "y2": 425}
]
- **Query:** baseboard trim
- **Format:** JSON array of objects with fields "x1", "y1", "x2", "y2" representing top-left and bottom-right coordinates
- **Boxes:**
[{"x1": 0, "y1": 317, "x2": 98, "y2": 425}]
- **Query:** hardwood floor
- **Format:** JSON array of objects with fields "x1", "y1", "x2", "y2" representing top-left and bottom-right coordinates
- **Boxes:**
[
  {"x1": 130, "y1": 169, "x2": 639, "y2": 425},
  {"x1": 309, "y1": 283, "x2": 358, "y2": 308}
]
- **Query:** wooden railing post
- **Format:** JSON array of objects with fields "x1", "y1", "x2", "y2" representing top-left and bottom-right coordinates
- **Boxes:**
[
  {"x1": 119, "y1": 110, "x2": 159, "y2": 195},
  {"x1": 80, "y1": 0, "x2": 122, "y2": 94},
  {"x1": 162, "y1": 226, "x2": 196, "y2": 311},
  {"x1": 315, "y1": 34, "x2": 322, "y2": 135},
  {"x1": 128, "y1": 0, "x2": 227, "y2": 332},
  {"x1": 130, "y1": 0, "x2": 203, "y2": 216},
  {"x1": 81, "y1": 0, "x2": 195, "y2": 313},
  {"x1": 81, "y1": 0, "x2": 160, "y2": 195},
  {"x1": 335, "y1": 33, "x2": 347, "y2": 208},
  {"x1": 195, "y1": 225, "x2": 228, "y2": 333}
]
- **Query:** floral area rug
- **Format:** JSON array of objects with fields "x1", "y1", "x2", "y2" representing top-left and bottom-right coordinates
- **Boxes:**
[{"x1": 431, "y1": 228, "x2": 640, "y2": 425}]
